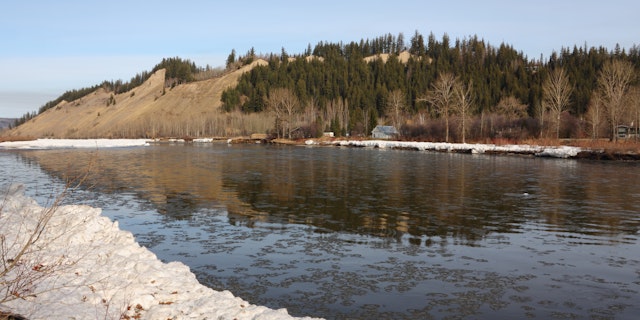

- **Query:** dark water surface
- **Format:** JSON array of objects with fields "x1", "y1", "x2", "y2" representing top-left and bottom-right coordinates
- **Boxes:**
[{"x1": 2, "y1": 144, "x2": 639, "y2": 319}]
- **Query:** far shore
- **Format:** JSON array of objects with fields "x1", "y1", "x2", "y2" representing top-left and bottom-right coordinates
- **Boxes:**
[
  {"x1": 2, "y1": 136, "x2": 640, "y2": 160},
  {"x1": 234, "y1": 136, "x2": 640, "y2": 161}
]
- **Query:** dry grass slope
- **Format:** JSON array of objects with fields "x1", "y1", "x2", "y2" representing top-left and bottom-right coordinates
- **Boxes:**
[{"x1": 8, "y1": 60, "x2": 272, "y2": 139}]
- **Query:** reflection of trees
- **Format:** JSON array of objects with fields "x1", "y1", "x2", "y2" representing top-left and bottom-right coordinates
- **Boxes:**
[
  {"x1": 157, "y1": 192, "x2": 198, "y2": 218},
  {"x1": 537, "y1": 160, "x2": 640, "y2": 238},
  {"x1": 225, "y1": 149, "x2": 524, "y2": 242},
  {"x1": 14, "y1": 146, "x2": 254, "y2": 221},
  {"x1": 17, "y1": 145, "x2": 640, "y2": 244},
  {"x1": 225, "y1": 148, "x2": 640, "y2": 244}
]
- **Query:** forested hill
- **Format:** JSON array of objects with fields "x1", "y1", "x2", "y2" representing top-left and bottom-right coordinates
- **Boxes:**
[
  {"x1": 219, "y1": 32, "x2": 639, "y2": 140},
  {"x1": 9, "y1": 31, "x2": 640, "y2": 141},
  {"x1": 224, "y1": 32, "x2": 639, "y2": 117}
]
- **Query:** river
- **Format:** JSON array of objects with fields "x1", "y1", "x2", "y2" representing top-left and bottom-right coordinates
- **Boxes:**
[{"x1": 1, "y1": 143, "x2": 639, "y2": 319}]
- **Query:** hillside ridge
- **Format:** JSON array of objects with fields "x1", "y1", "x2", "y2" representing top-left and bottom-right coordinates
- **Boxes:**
[
  {"x1": 7, "y1": 50, "x2": 420, "y2": 139},
  {"x1": 9, "y1": 60, "x2": 268, "y2": 139}
]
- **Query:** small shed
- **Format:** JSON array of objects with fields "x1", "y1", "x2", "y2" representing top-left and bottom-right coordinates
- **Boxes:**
[
  {"x1": 617, "y1": 125, "x2": 639, "y2": 139},
  {"x1": 371, "y1": 125, "x2": 399, "y2": 139},
  {"x1": 323, "y1": 132, "x2": 335, "y2": 138}
]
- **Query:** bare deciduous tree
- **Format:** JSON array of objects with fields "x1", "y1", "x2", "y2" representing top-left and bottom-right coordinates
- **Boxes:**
[
  {"x1": 585, "y1": 91, "x2": 604, "y2": 139},
  {"x1": 325, "y1": 98, "x2": 349, "y2": 136},
  {"x1": 452, "y1": 80, "x2": 474, "y2": 143},
  {"x1": 597, "y1": 59, "x2": 635, "y2": 141},
  {"x1": 424, "y1": 72, "x2": 457, "y2": 142},
  {"x1": 303, "y1": 96, "x2": 319, "y2": 124},
  {"x1": 266, "y1": 88, "x2": 300, "y2": 139},
  {"x1": 532, "y1": 102, "x2": 547, "y2": 138},
  {"x1": 1, "y1": 185, "x2": 86, "y2": 305},
  {"x1": 1, "y1": 189, "x2": 61, "y2": 304},
  {"x1": 542, "y1": 68, "x2": 573, "y2": 139},
  {"x1": 385, "y1": 89, "x2": 406, "y2": 130},
  {"x1": 495, "y1": 96, "x2": 528, "y2": 120}
]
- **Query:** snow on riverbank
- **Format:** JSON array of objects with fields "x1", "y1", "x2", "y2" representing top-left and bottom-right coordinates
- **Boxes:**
[
  {"x1": 0, "y1": 139, "x2": 150, "y2": 149},
  {"x1": 321, "y1": 139, "x2": 582, "y2": 159},
  {"x1": 0, "y1": 185, "x2": 321, "y2": 320},
  {"x1": 1, "y1": 138, "x2": 583, "y2": 159}
]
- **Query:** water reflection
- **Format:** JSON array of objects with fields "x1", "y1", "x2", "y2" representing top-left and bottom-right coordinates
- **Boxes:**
[
  {"x1": 4, "y1": 145, "x2": 640, "y2": 319},
  {"x1": 220, "y1": 146, "x2": 640, "y2": 245},
  {"x1": 10, "y1": 144, "x2": 640, "y2": 244}
]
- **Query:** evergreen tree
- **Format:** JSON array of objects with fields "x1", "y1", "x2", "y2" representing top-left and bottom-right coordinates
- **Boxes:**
[{"x1": 226, "y1": 49, "x2": 236, "y2": 69}]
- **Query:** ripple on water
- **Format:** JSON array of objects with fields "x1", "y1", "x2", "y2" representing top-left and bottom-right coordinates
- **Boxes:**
[{"x1": 4, "y1": 146, "x2": 640, "y2": 319}]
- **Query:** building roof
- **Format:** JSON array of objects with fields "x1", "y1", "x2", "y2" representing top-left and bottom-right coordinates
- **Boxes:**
[{"x1": 372, "y1": 125, "x2": 399, "y2": 135}]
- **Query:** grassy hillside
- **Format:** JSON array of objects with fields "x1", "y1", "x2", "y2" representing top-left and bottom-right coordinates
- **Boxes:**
[{"x1": 8, "y1": 60, "x2": 273, "y2": 139}]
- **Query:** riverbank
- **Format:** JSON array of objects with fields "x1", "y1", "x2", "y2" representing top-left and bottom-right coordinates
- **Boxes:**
[
  {"x1": 0, "y1": 138, "x2": 150, "y2": 149},
  {"x1": 0, "y1": 184, "x2": 321, "y2": 320},
  {"x1": 310, "y1": 138, "x2": 640, "y2": 160},
  {"x1": 2, "y1": 137, "x2": 640, "y2": 160},
  {"x1": 300, "y1": 138, "x2": 640, "y2": 160},
  {"x1": 321, "y1": 139, "x2": 582, "y2": 158}
]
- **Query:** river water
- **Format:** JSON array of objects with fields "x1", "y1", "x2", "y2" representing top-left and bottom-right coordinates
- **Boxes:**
[{"x1": 1, "y1": 144, "x2": 639, "y2": 319}]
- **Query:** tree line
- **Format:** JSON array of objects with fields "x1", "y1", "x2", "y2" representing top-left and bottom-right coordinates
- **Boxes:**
[
  {"x1": 222, "y1": 31, "x2": 639, "y2": 141},
  {"x1": 13, "y1": 31, "x2": 639, "y2": 142}
]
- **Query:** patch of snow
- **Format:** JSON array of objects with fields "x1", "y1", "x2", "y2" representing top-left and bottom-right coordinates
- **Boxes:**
[
  {"x1": 0, "y1": 139, "x2": 149, "y2": 149},
  {"x1": 0, "y1": 185, "x2": 321, "y2": 320},
  {"x1": 332, "y1": 140, "x2": 581, "y2": 159},
  {"x1": 535, "y1": 145, "x2": 581, "y2": 158}
]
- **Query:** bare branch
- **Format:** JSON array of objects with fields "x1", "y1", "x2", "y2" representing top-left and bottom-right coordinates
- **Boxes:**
[
  {"x1": 385, "y1": 89, "x2": 406, "y2": 129},
  {"x1": 495, "y1": 96, "x2": 528, "y2": 120},
  {"x1": 597, "y1": 59, "x2": 636, "y2": 140},
  {"x1": 424, "y1": 72, "x2": 457, "y2": 142},
  {"x1": 266, "y1": 88, "x2": 300, "y2": 139},
  {"x1": 452, "y1": 80, "x2": 475, "y2": 143},
  {"x1": 542, "y1": 68, "x2": 573, "y2": 139}
]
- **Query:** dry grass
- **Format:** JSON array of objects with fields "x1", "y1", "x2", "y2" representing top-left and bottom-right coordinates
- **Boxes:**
[
  {"x1": 0, "y1": 136, "x2": 35, "y2": 143},
  {"x1": 565, "y1": 139, "x2": 640, "y2": 154},
  {"x1": 467, "y1": 137, "x2": 640, "y2": 156},
  {"x1": 108, "y1": 110, "x2": 274, "y2": 138},
  {"x1": 6, "y1": 60, "x2": 269, "y2": 140}
]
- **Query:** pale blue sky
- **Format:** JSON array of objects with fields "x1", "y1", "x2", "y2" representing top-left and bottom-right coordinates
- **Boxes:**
[{"x1": 1, "y1": 0, "x2": 638, "y2": 118}]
